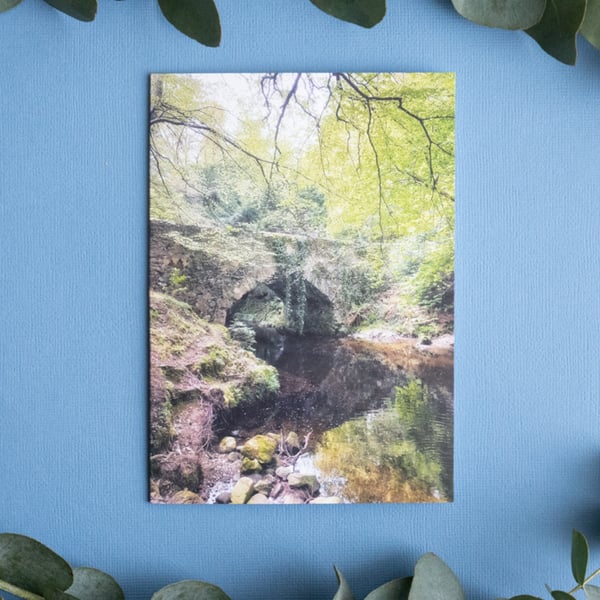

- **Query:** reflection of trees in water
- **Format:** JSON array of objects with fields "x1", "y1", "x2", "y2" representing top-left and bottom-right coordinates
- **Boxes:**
[{"x1": 315, "y1": 379, "x2": 451, "y2": 503}]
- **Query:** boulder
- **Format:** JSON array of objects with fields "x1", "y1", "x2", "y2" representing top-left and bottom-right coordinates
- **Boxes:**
[
  {"x1": 215, "y1": 492, "x2": 231, "y2": 504},
  {"x1": 218, "y1": 436, "x2": 237, "y2": 453},
  {"x1": 287, "y1": 473, "x2": 320, "y2": 494},
  {"x1": 171, "y1": 489, "x2": 203, "y2": 504},
  {"x1": 254, "y1": 475, "x2": 275, "y2": 495},
  {"x1": 275, "y1": 466, "x2": 293, "y2": 480},
  {"x1": 241, "y1": 457, "x2": 262, "y2": 473},
  {"x1": 241, "y1": 434, "x2": 278, "y2": 464},
  {"x1": 247, "y1": 493, "x2": 270, "y2": 504},
  {"x1": 282, "y1": 493, "x2": 304, "y2": 504},
  {"x1": 151, "y1": 453, "x2": 203, "y2": 493},
  {"x1": 231, "y1": 477, "x2": 255, "y2": 504},
  {"x1": 309, "y1": 496, "x2": 342, "y2": 504}
]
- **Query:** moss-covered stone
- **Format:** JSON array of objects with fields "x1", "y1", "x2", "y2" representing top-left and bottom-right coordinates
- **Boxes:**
[
  {"x1": 217, "y1": 436, "x2": 237, "y2": 453},
  {"x1": 240, "y1": 457, "x2": 262, "y2": 473},
  {"x1": 241, "y1": 435, "x2": 278, "y2": 464},
  {"x1": 171, "y1": 489, "x2": 203, "y2": 504}
]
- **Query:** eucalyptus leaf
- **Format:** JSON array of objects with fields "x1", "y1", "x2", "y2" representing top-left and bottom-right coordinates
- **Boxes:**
[
  {"x1": 0, "y1": 0, "x2": 22, "y2": 14},
  {"x1": 525, "y1": 0, "x2": 585, "y2": 65},
  {"x1": 151, "y1": 579, "x2": 231, "y2": 600},
  {"x1": 364, "y1": 576, "x2": 412, "y2": 600},
  {"x1": 551, "y1": 591, "x2": 576, "y2": 600},
  {"x1": 451, "y1": 0, "x2": 545, "y2": 30},
  {"x1": 157, "y1": 0, "x2": 221, "y2": 47},
  {"x1": 584, "y1": 585, "x2": 600, "y2": 600},
  {"x1": 309, "y1": 0, "x2": 385, "y2": 28},
  {"x1": 332, "y1": 566, "x2": 355, "y2": 600},
  {"x1": 571, "y1": 530, "x2": 589, "y2": 585},
  {"x1": 581, "y1": 0, "x2": 600, "y2": 50},
  {"x1": 42, "y1": 0, "x2": 96, "y2": 22},
  {"x1": 64, "y1": 567, "x2": 124, "y2": 600},
  {"x1": 408, "y1": 553, "x2": 465, "y2": 600},
  {"x1": 0, "y1": 533, "x2": 73, "y2": 598}
]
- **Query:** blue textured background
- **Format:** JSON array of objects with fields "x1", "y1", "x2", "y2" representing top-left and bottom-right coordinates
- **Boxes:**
[{"x1": 1, "y1": 2, "x2": 599, "y2": 599}]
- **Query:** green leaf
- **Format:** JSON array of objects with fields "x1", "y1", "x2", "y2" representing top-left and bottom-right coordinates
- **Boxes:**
[
  {"x1": 0, "y1": 0, "x2": 22, "y2": 14},
  {"x1": 65, "y1": 568, "x2": 124, "y2": 600},
  {"x1": 551, "y1": 591, "x2": 577, "y2": 600},
  {"x1": 0, "y1": 533, "x2": 73, "y2": 598},
  {"x1": 365, "y1": 576, "x2": 412, "y2": 600},
  {"x1": 309, "y1": 0, "x2": 386, "y2": 28},
  {"x1": 571, "y1": 530, "x2": 589, "y2": 585},
  {"x1": 332, "y1": 566, "x2": 355, "y2": 600},
  {"x1": 507, "y1": 596, "x2": 544, "y2": 600},
  {"x1": 42, "y1": 0, "x2": 96, "y2": 21},
  {"x1": 151, "y1": 579, "x2": 231, "y2": 600},
  {"x1": 450, "y1": 0, "x2": 545, "y2": 30},
  {"x1": 157, "y1": 0, "x2": 221, "y2": 47},
  {"x1": 525, "y1": 0, "x2": 586, "y2": 65},
  {"x1": 581, "y1": 0, "x2": 600, "y2": 49},
  {"x1": 408, "y1": 553, "x2": 465, "y2": 600},
  {"x1": 584, "y1": 585, "x2": 600, "y2": 600}
]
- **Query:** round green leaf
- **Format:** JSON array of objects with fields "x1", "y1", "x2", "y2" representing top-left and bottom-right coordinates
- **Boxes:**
[
  {"x1": 525, "y1": 0, "x2": 586, "y2": 65},
  {"x1": 0, "y1": 533, "x2": 73, "y2": 598},
  {"x1": 309, "y1": 0, "x2": 386, "y2": 28},
  {"x1": 42, "y1": 0, "x2": 96, "y2": 21},
  {"x1": 151, "y1": 579, "x2": 231, "y2": 600},
  {"x1": 571, "y1": 530, "x2": 589, "y2": 586},
  {"x1": 65, "y1": 567, "x2": 124, "y2": 600},
  {"x1": 508, "y1": 596, "x2": 544, "y2": 600},
  {"x1": 365, "y1": 576, "x2": 412, "y2": 600},
  {"x1": 451, "y1": 0, "x2": 545, "y2": 30},
  {"x1": 0, "y1": 0, "x2": 22, "y2": 14},
  {"x1": 157, "y1": 0, "x2": 221, "y2": 47},
  {"x1": 551, "y1": 591, "x2": 576, "y2": 600},
  {"x1": 408, "y1": 553, "x2": 465, "y2": 600},
  {"x1": 581, "y1": 0, "x2": 600, "y2": 50},
  {"x1": 332, "y1": 566, "x2": 355, "y2": 600}
]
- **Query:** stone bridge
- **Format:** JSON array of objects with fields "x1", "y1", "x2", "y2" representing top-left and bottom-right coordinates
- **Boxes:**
[{"x1": 149, "y1": 220, "x2": 366, "y2": 333}]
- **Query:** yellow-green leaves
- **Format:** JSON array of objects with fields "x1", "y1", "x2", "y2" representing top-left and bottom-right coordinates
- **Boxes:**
[
  {"x1": 310, "y1": 0, "x2": 386, "y2": 28},
  {"x1": 525, "y1": 0, "x2": 587, "y2": 65},
  {"x1": 42, "y1": 0, "x2": 96, "y2": 22},
  {"x1": 450, "y1": 0, "x2": 545, "y2": 30},
  {"x1": 157, "y1": 0, "x2": 221, "y2": 47}
]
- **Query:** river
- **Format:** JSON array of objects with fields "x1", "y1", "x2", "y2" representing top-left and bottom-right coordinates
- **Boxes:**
[{"x1": 218, "y1": 333, "x2": 453, "y2": 503}]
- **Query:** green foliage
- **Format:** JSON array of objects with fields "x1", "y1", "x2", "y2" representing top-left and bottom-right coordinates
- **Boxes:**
[
  {"x1": 526, "y1": 0, "x2": 587, "y2": 65},
  {"x1": 3, "y1": 530, "x2": 600, "y2": 600},
  {"x1": 157, "y1": 0, "x2": 220, "y2": 47},
  {"x1": 412, "y1": 243, "x2": 454, "y2": 313},
  {"x1": 196, "y1": 345, "x2": 229, "y2": 378},
  {"x1": 223, "y1": 365, "x2": 279, "y2": 407},
  {"x1": 4, "y1": 0, "x2": 600, "y2": 63},
  {"x1": 151, "y1": 398, "x2": 174, "y2": 453},
  {"x1": 167, "y1": 267, "x2": 187, "y2": 291},
  {"x1": 151, "y1": 579, "x2": 231, "y2": 600},
  {"x1": 310, "y1": 0, "x2": 386, "y2": 28},
  {"x1": 42, "y1": 0, "x2": 96, "y2": 21},
  {"x1": 0, "y1": 0, "x2": 22, "y2": 13},
  {"x1": 228, "y1": 318, "x2": 256, "y2": 351},
  {"x1": 451, "y1": 0, "x2": 545, "y2": 29}
]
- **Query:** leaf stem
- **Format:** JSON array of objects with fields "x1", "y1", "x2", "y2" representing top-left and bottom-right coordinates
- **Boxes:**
[
  {"x1": 569, "y1": 566, "x2": 600, "y2": 594},
  {"x1": 0, "y1": 579, "x2": 44, "y2": 600}
]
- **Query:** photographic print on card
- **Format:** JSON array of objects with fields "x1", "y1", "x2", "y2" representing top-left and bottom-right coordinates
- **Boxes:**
[{"x1": 149, "y1": 72, "x2": 454, "y2": 504}]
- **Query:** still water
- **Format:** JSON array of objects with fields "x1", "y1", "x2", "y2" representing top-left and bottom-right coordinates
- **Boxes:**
[{"x1": 226, "y1": 334, "x2": 453, "y2": 503}]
